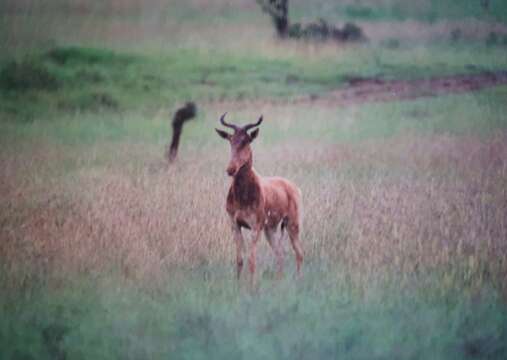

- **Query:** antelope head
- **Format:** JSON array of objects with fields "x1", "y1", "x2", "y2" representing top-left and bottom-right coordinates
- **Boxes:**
[{"x1": 215, "y1": 113, "x2": 263, "y2": 176}]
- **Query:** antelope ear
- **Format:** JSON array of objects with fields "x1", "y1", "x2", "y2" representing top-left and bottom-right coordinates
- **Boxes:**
[
  {"x1": 215, "y1": 129, "x2": 231, "y2": 140},
  {"x1": 249, "y1": 128, "x2": 259, "y2": 142}
]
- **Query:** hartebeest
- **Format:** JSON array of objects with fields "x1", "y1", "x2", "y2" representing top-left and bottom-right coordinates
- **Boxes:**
[{"x1": 215, "y1": 114, "x2": 303, "y2": 281}]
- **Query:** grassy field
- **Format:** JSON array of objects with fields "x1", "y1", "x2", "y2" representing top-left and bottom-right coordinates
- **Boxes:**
[{"x1": 1, "y1": 1, "x2": 507, "y2": 359}]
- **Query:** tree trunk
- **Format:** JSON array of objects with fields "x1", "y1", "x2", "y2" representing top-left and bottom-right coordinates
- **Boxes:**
[{"x1": 256, "y1": 0, "x2": 289, "y2": 37}]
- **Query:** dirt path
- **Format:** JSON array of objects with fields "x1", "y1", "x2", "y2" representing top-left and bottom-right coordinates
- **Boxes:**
[
  {"x1": 315, "y1": 70, "x2": 507, "y2": 106},
  {"x1": 212, "y1": 70, "x2": 507, "y2": 109}
]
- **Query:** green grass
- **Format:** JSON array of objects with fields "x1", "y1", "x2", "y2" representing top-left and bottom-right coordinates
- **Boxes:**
[
  {"x1": 1, "y1": 43, "x2": 506, "y2": 122},
  {"x1": 2, "y1": 265, "x2": 507, "y2": 360},
  {"x1": 1, "y1": 1, "x2": 507, "y2": 359},
  {"x1": 2, "y1": 84, "x2": 507, "y2": 151}
]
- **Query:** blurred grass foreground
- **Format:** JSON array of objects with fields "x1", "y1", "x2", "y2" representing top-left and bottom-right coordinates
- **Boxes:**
[{"x1": 1, "y1": 1, "x2": 507, "y2": 359}]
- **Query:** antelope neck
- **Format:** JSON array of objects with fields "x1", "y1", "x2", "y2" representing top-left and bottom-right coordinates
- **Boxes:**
[{"x1": 232, "y1": 163, "x2": 260, "y2": 207}]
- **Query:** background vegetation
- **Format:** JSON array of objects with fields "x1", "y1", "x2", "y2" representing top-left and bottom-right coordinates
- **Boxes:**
[{"x1": 1, "y1": 1, "x2": 507, "y2": 359}]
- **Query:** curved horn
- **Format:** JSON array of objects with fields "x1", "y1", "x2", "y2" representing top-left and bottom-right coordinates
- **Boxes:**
[
  {"x1": 219, "y1": 113, "x2": 238, "y2": 131},
  {"x1": 243, "y1": 115, "x2": 263, "y2": 132}
]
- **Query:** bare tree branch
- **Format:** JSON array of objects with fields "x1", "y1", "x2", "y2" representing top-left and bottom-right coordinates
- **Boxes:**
[{"x1": 166, "y1": 102, "x2": 197, "y2": 163}]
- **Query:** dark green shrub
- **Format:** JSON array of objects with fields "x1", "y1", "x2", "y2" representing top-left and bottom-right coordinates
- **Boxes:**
[
  {"x1": 46, "y1": 46, "x2": 131, "y2": 66},
  {"x1": 0, "y1": 60, "x2": 59, "y2": 92}
]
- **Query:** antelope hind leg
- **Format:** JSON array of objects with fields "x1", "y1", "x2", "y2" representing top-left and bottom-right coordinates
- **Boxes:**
[
  {"x1": 288, "y1": 222, "x2": 303, "y2": 276},
  {"x1": 265, "y1": 227, "x2": 284, "y2": 278}
]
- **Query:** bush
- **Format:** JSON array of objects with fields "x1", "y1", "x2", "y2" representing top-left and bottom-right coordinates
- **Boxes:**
[
  {"x1": 46, "y1": 46, "x2": 132, "y2": 66},
  {"x1": 287, "y1": 19, "x2": 365, "y2": 42},
  {"x1": 0, "y1": 60, "x2": 59, "y2": 92}
]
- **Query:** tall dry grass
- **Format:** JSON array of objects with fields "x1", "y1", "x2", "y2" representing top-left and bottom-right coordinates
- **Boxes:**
[{"x1": 1, "y1": 131, "x2": 506, "y2": 292}]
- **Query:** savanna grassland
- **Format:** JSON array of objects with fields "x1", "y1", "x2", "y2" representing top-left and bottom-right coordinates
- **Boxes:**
[{"x1": 1, "y1": 1, "x2": 507, "y2": 359}]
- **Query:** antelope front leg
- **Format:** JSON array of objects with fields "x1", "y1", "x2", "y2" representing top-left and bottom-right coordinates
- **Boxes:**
[
  {"x1": 232, "y1": 224, "x2": 245, "y2": 280},
  {"x1": 248, "y1": 227, "x2": 262, "y2": 287}
]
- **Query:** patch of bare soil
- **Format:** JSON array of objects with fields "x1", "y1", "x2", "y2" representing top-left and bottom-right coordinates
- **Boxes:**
[
  {"x1": 315, "y1": 70, "x2": 507, "y2": 106},
  {"x1": 213, "y1": 70, "x2": 507, "y2": 110}
]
